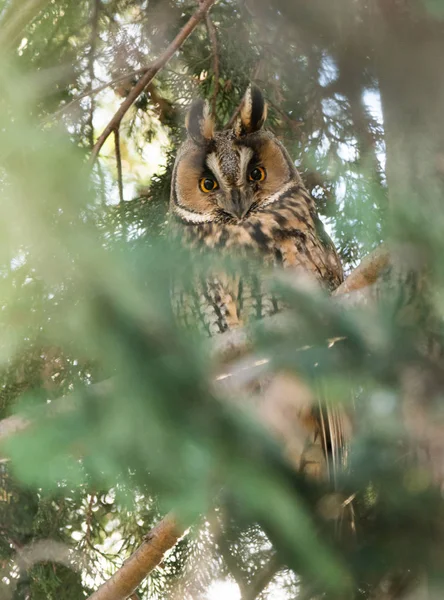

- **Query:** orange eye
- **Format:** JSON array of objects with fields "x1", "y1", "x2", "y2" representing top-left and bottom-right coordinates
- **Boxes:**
[
  {"x1": 249, "y1": 166, "x2": 266, "y2": 182},
  {"x1": 200, "y1": 177, "x2": 218, "y2": 193}
]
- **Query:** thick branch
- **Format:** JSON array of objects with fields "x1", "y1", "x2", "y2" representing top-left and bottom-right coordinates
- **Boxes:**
[
  {"x1": 333, "y1": 243, "x2": 389, "y2": 296},
  {"x1": 87, "y1": 513, "x2": 184, "y2": 600},
  {"x1": 90, "y1": 0, "x2": 217, "y2": 163}
]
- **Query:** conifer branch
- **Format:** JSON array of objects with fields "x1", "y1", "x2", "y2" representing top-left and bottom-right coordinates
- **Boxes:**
[
  {"x1": 0, "y1": 244, "x2": 392, "y2": 598},
  {"x1": 0, "y1": 244, "x2": 390, "y2": 455},
  {"x1": 0, "y1": 245, "x2": 390, "y2": 597},
  {"x1": 90, "y1": 0, "x2": 217, "y2": 163},
  {"x1": 87, "y1": 513, "x2": 184, "y2": 600}
]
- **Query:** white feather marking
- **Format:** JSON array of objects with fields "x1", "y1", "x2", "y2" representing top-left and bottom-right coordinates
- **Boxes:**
[
  {"x1": 261, "y1": 181, "x2": 295, "y2": 207},
  {"x1": 173, "y1": 205, "x2": 213, "y2": 223},
  {"x1": 206, "y1": 153, "x2": 229, "y2": 189},
  {"x1": 237, "y1": 147, "x2": 253, "y2": 186}
]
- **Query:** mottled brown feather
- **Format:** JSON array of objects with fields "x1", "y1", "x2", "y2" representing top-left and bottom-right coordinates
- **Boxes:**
[{"x1": 170, "y1": 86, "x2": 345, "y2": 482}]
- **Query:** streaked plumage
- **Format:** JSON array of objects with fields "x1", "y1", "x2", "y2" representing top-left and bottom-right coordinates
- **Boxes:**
[
  {"x1": 169, "y1": 85, "x2": 346, "y2": 479},
  {"x1": 170, "y1": 85, "x2": 343, "y2": 335}
]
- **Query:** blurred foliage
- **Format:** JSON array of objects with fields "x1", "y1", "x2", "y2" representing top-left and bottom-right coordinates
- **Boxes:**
[{"x1": 1, "y1": 0, "x2": 444, "y2": 599}]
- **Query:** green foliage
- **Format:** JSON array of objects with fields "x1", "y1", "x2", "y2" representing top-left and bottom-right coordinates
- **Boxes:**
[{"x1": 1, "y1": 1, "x2": 444, "y2": 599}]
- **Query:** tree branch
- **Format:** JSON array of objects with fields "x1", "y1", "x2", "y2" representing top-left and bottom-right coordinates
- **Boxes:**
[
  {"x1": 225, "y1": 62, "x2": 264, "y2": 130},
  {"x1": 87, "y1": 512, "x2": 184, "y2": 600},
  {"x1": 333, "y1": 243, "x2": 389, "y2": 296},
  {"x1": 225, "y1": 101, "x2": 242, "y2": 129},
  {"x1": 0, "y1": 243, "x2": 390, "y2": 455},
  {"x1": 0, "y1": 245, "x2": 390, "y2": 599},
  {"x1": 90, "y1": 0, "x2": 217, "y2": 163},
  {"x1": 267, "y1": 98, "x2": 304, "y2": 133}
]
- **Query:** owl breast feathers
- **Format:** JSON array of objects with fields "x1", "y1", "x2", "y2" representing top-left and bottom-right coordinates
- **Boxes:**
[{"x1": 170, "y1": 85, "x2": 343, "y2": 335}]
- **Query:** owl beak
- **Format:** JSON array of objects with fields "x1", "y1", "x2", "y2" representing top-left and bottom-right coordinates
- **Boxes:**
[{"x1": 227, "y1": 189, "x2": 251, "y2": 220}]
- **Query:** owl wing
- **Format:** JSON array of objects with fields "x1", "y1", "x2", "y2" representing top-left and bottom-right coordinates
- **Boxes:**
[
  {"x1": 244, "y1": 189, "x2": 343, "y2": 291},
  {"x1": 241, "y1": 192, "x2": 351, "y2": 487}
]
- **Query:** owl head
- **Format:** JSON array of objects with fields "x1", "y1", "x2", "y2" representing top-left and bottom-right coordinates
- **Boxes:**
[{"x1": 170, "y1": 85, "x2": 301, "y2": 224}]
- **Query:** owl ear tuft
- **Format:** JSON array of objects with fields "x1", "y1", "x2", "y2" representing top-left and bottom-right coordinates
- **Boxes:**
[
  {"x1": 185, "y1": 99, "x2": 214, "y2": 144},
  {"x1": 235, "y1": 84, "x2": 267, "y2": 136}
]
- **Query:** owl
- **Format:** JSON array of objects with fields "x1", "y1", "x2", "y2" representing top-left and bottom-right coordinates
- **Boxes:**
[
  {"x1": 168, "y1": 86, "x2": 348, "y2": 481},
  {"x1": 169, "y1": 84, "x2": 343, "y2": 336}
]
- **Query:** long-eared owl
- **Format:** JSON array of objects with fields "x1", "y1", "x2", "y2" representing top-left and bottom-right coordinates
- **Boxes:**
[{"x1": 169, "y1": 85, "x2": 343, "y2": 337}]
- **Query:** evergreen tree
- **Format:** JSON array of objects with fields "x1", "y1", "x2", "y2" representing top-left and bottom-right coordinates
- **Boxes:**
[{"x1": 1, "y1": 1, "x2": 444, "y2": 598}]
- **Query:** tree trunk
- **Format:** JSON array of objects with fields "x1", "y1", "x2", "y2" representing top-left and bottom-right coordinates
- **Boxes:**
[
  {"x1": 376, "y1": 12, "x2": 444, "y2": 251},
  {"x1": 372, "y1": 9, "x2": 444, "y2": 598}
]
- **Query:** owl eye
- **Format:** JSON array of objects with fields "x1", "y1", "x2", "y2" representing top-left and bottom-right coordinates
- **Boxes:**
[
  {"x1": 249, "y1": 166, "x2": 266, "y2": 182},
  {"x1": 200, "y1": 177, "x2": 218, "y2": 193}
]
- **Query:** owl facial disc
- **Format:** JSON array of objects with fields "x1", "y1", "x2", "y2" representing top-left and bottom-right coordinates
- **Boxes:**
[{"x1": 171, "y1": 84, "x2": 298, "y2": 225}]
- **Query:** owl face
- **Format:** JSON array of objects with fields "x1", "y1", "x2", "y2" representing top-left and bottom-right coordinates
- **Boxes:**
[{"x1": 170, "y1": 85, "x2": 300, "y2": 225}]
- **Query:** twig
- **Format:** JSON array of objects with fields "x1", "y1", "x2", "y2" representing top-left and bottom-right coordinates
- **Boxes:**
[
  {"x1": 225, "y1": 62, "x2": 264, "y2": 130},
  {"x1": 87, "y1": 512, "x2": 184, "y2": 600},
  {"x1": 267, "y1": 98, "x2": 304, "y2": 133},
  {"x1": 90, "y1": 0, "x2": 217, "y2": 163},
  {"x1": 205, "y1": 12, "x2": 220, "y2": 119},
  {"x1": 114, "y1": 129, "x2": 124, "y2": 204},
  {"x1": 209, "y1": 508, "x2": 280, "y2": 600},
  {"x1": 48, "y1": 68, "x2": 149, "y2": 122},
  {"x1": 226, "y1": 101, "x2": 242, "y2": 129}
]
